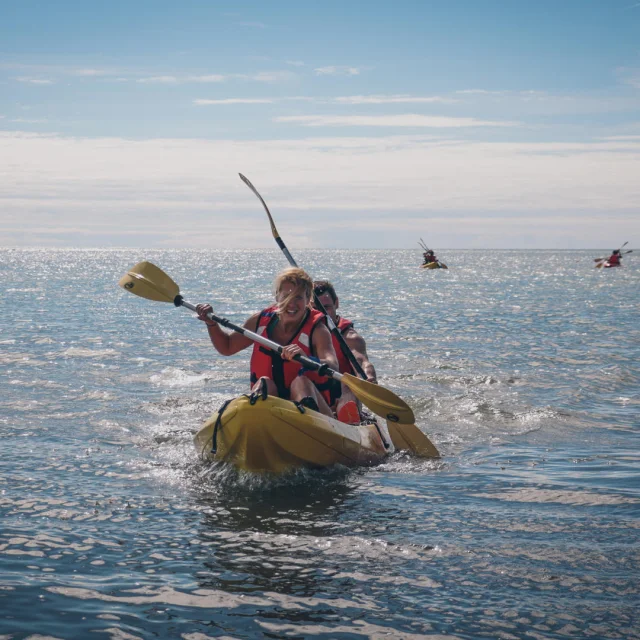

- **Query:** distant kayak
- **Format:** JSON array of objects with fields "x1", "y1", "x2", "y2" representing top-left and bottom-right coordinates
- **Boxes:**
[
  {"x1": 596, "y1": 261, "x2": 621, "y2": 269},
  {"x1": 421, "y1": 261, "x2": 448, "y2": 270}
]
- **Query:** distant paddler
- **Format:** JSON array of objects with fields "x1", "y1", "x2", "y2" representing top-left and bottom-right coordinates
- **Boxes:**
[
  {"x1": 195, "y1": 267, "x2": 339, "y2": 418},
  {"x1": 422, "y1": 249, "x2": 438, "y2": 265},
  {"x1": 418, "y1": 238, "x2": 447, "y2": 268},
  {"x1": 594, "y1": 242, "x2": 632, "y2": 268}
]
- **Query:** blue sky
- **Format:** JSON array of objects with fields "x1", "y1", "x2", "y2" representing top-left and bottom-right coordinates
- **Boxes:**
[{"x1": 1, "y1": 0, "x2": 639, "y2": 248}]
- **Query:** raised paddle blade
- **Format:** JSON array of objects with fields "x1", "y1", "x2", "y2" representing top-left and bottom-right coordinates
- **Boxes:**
[
  {"x1": 339, "y1": 373, "x2": 415, "y2": 424},
  {"x1": 118, "y1": 261, "x2": 179, "y2": 303},
  {"x1": 386, "y1": 421, "x2": 440, "y2": 458},
  {"x1": 239, "y1": 173, "x2": 279, "y2": 238}
]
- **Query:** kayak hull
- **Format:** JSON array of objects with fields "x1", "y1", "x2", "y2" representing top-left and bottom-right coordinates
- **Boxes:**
[
  {"x1": 421, "y1": 261, "x2": 448, "y2": 269},
  {"x1": 193, "y1": 395, "x2": 391, "y2": 473}
]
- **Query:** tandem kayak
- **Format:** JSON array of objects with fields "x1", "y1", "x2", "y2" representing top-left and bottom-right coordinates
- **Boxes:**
[
  {"x1": 421, "y1": 261, "x2": 448, "y2": 269},
  {"x1": 193, "y1": 394, "x2": 392, "y2": 473},
  {"x1": 596, "y1": 262, "x2": 621, "y2": 269}
]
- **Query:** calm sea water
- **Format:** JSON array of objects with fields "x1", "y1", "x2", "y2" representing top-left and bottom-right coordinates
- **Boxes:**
[{"x1": 1, "y1": 248, "x2": 638, "y2": 640}]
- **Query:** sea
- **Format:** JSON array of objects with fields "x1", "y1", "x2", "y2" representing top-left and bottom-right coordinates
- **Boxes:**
[{"x1": 1, "y1": 248, "x2": 638, "y2": 640}]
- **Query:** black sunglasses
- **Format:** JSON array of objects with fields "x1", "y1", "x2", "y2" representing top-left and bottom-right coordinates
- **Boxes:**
[{"x1": 314, "y1": 285, "x2": 329, "y2": 296}]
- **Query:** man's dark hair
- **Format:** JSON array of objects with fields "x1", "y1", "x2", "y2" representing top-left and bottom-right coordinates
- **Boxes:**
[{"x1": 313, "y1": 280, "x2": 337, "y2": 303}]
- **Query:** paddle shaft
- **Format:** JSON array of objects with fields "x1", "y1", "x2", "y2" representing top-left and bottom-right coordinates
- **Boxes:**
[
  {"x1": 239, "y1": 173, "x2": 368, "y2": 380},
  {"x1": 178, "y1": 296, "x2": 345, "y2": 381}
]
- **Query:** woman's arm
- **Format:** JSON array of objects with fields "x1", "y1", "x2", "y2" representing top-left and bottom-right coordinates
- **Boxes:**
[{"x1": 196, "y1": 304, "x2": 256, "y2": 355}]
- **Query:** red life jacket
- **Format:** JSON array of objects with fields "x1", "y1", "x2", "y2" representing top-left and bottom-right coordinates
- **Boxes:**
[
  {"x1": 249, "y1": 305, "x2": 330, "y2": 401},
  {"x1": 608, "y1": 253, "x2": 621, "y2": 265},
  {"x1": 330, "y1": 316, "x2": 355, "y2": 374}
]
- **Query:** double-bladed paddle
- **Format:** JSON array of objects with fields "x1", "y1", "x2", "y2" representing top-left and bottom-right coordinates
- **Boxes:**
[
  {"x1": 118, "y1": 261, "x2": 417, "y2": 426},
  {"x1": 238, "y1": 173, "x2": 439, "y2": 458}
]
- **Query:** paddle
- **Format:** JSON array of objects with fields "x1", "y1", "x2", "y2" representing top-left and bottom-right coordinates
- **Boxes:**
[
  {"x1": 238, "y1": 174, "x2": 439, "y2": 458},
  {"x1": 386, "y1": 421, "x2": 440, "y2": 458},
  {"x1": 118, "y1": 261, "x2": 416, "y2": 425}
]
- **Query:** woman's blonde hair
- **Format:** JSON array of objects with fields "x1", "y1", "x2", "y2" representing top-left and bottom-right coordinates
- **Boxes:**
[{"x1": 273, "y1": 267, "x2": 313, "y2": 314}]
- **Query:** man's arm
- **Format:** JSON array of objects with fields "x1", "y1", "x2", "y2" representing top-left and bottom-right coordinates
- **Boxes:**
[{"x1": 343, "y1": 328, "x2": 377, "y2": 383}]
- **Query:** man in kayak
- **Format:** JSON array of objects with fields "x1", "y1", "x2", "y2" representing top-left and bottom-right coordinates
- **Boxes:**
[
  {"x1": 423, "y1": 249, "x2": 437, "y2": 265},
  {"x1": 313, "y1": 280, "x2": 378, "y2": 424},
  {"x1": 195, "y1": 267, "x2": 339, "y2": 418},
  {"x1": 606, "y1": 249, "x2": 622, "y2": 267}
]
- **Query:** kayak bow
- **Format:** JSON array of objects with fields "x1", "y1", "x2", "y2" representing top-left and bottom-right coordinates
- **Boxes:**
[{"x1": 194, "y1": 395, "x2": 393, "y2": 473}]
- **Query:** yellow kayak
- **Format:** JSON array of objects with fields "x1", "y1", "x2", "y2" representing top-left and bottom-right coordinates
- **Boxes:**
[
  {"x1": 421, "y1": 261, "x2": 448, "y2": 269},
  {"x1": 193, "y1": 394, "x2": 391, "y2": 473}
]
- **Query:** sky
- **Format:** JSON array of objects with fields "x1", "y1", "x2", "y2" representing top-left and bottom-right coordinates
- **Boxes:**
[{"x1": 1, "y1": 0, "x2": 639, "y2": 249}]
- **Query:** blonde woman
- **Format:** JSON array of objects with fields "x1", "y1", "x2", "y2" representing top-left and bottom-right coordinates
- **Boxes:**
[{"x1": 196, "y1": 267, "x2": 338, "y2": 418}]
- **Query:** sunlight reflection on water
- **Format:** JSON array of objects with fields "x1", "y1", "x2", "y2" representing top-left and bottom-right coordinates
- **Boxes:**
[{"x1": 0, "y1": 248, "x2": 638, "y2": 639}]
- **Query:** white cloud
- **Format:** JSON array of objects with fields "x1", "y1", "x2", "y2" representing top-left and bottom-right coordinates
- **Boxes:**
[
  {"x1": 15, "y1": 76, "x2": 54, "y2": 85},
  {"x1": 314, "y1": 66, "x2": 360, "y2": 77},
  {"x1": 1, "y1": 131, "x2": 639, "y2": 247},
  {"x1": 194, "y1": 98, "x2": 274, "y2": 105},
  {"x1": 71, "y1": 69, "x2": 113, "y2": 77},
  {"x1": 600, "y1": 134, "x2": 640, "y2": 141},
  {"x1": 285, "y1": 60, "x2": 305, "y2": 67},
  {"x1": 136, "y1": 71, "x2": 292, "y2": 85},
  {"x1": 455, "y1": 89, "x2": 502, "y2": 95},
  {"x1": 274, "y1": 114, "x2": 519, "y2": 128},
  {"x1": 137, "y1": 75, "x2": 180, "y2": 84},
  {"x1": 244, "y1": 71, "x2": 294, "y2": 83},
  {"x1": 188, "y1": 74, "x2": 227, "y2": 83},
  {"x1": 333, "y1": 95, "x2": 456, "y2": 105}
]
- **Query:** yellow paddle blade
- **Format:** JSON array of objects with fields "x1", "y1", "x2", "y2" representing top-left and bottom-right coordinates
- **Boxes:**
[
  {"x1": 118, "y1": 261, "x2": 179, "y2": 303},
  {"x1": 340, "y1": 373, "x2": 415, "y2": 424},
  {"x1": 386, "y1": 421, "x2": 440, "y2": 459}
]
